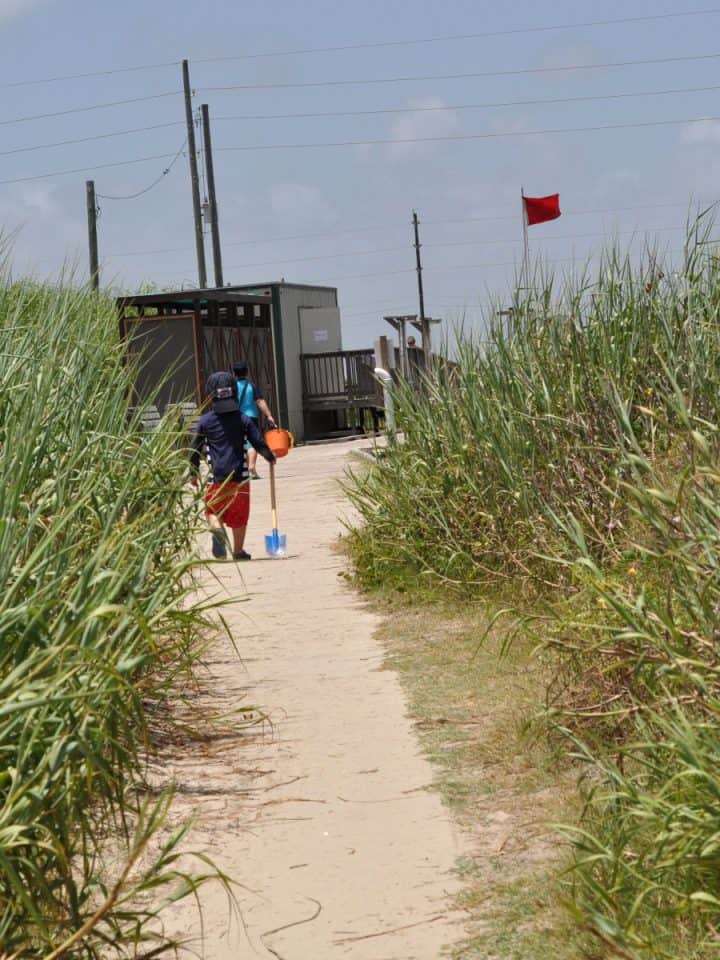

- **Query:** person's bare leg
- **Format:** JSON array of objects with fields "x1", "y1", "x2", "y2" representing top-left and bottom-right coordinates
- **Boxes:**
[
  {"x1": 248, "y1": 447, "x2": 259, "y2": 477},
  {"x1": 231, "y1": 526, "x2": 248, "y2": 554},
  {"x1": 208, "y1": 513, "x2": 227, "y2": 558}
]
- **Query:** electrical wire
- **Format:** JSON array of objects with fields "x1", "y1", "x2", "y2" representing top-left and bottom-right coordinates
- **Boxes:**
[
  {"x1": 215, "y1": 114, "x2": 720, "y2": 152},
  {"x1": 1, "y1": 51, "x2": 716, "y2": 131},
  {"x1": 145, "y1": 243, "x2": 691, "y2": 291},
  {"x1": 321, "y1": 248, "x2": 683, "y2": 284},
  {"x1": 96, "y1": 139, "x2": 187, "y2": 200},
  {"x1": 201, "y1": 51, "x2": 720, "y2": 94},
  {"x1": 2, "y1": 83, "x2": 714, "y2": 160},
  {"x1": 213, "y1": 84, "x2": 720, "y2": 122},
  {"x1": 214, "y1": 226, "x2": 688, "y2": 274},
  {"x1": 103, "y1": 202, "x2": 702, "y2": 259},
  {"x1": 221, "y1": 245, "x2": 412, "y2": 270},
  {"x1": 1, "y1": 8, "x2": 716, "y2": 88},
  {"x1": 0, "y1": 60, "x2": 180, "y2": 90},
  {"x1": 423, "y1": 202, "x2": 698, "y2": 226},
  {"x1": 0, "y1": 91, "x2": 181, "y2": 128},
  {"x1": 194, "y1": 8, "x2": 720, "y2": 62},
  {"x1": 0, "y1": 121, "x2": 184, "y2": 158},
  {"x1": 0, "y1": 151, "x2": 178, "y2": 187},
  {"x1": 424, "y1": 225, "x2": 685, "y2": 249}
]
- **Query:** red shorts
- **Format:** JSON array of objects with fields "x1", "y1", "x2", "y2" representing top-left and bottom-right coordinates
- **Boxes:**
[{"x1": 204, "y1": 481, "x2": 250, "y2": 528}]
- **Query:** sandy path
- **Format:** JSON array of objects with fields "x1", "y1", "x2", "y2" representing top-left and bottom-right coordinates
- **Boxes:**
[{"x1": 166, "y1": 440, "x2": 462, "y2": 958}]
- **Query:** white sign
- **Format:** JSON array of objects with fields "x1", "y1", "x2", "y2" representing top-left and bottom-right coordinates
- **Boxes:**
[{"x1": 313, "y1": 329, "x2": 329, "y2": 342}]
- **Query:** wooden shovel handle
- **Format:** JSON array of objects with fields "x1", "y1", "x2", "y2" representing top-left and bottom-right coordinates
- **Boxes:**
[{"x1": 269, "y1": 459, "x2": 278, "y2": 529}]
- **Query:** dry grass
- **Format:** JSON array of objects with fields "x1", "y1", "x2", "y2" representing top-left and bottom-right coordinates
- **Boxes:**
[{"x1": 375, "y1": 599, "x2": 591, "y2": 959}]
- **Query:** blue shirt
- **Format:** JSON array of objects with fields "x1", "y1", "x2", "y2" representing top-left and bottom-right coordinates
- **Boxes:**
[
  {"x1": 189, "y1": 409, "x2": 273, "y2": 483},
  {"x1": 236, "y1": 379, "x2": 263, "y2": 419}
]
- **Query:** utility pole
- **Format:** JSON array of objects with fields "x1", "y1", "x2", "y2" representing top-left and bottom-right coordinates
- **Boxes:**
[
  {"x1": 182, "y1": 59, "x2": 207, "y2": 288},
  {"x1": 201, "y1": 103, "x2": 223, "y2": 288},
  {"x1": 86, "y1": 180, "x2": 99, "y2": 291},
  {"x1": 412, "y1": 210, "x2": 430, "y2": 362}
]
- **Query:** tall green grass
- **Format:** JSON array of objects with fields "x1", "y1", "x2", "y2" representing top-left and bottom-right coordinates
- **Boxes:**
[
  {"x1": 346, "y1": 216, "x2": 720, "y2": 957},
  {"x1": 0, "y1": 271, "x2": 224, "y2": 955}
]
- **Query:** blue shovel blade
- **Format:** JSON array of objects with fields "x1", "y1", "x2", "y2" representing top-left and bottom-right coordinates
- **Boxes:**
[{"x1": 265, "y1": 529, "x2": 287, "y2": 557}]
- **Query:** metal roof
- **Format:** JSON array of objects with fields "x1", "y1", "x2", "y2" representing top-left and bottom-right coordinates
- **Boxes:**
[{"x1": 117, "y1": 286, "x2": 273, "y2": 308}]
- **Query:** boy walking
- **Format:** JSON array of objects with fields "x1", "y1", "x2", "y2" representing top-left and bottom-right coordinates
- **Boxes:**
[
  {"x1": 189, "y1": 371, "x2": 276, "y2": 560},
  {"x1": 232, "y1": 361, "x2": 277, "y2": 479}
]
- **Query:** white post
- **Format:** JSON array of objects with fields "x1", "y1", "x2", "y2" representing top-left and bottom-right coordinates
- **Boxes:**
[
  {"x1": 374, "y1": 367, "x2": 395, "y2": 438},
  {"x1": 521, "y1": 186, "x2": 530, "y2": 290}
]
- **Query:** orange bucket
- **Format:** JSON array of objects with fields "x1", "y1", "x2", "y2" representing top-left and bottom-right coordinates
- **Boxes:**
[{"x1": 265, "y1": 428, "x2": 294, "y2": 458}]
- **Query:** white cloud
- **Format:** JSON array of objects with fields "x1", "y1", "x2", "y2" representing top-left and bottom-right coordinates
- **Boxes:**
[
  {"x1": 0, "y1": 183, "x2": 85, "y2": 277},
  {"x1": 268, "y1": 182, "x2": 335, "y2": 223},
  {"x1": 386, "y1": 97, "x2": 460, "y2": 161},
  {"x1": 682, "y1": 119, "x2": 720, "y2": 145},
  {"x1": 0, "y1": 0, "x2": 46, "y2": 25},
  {"x1": 0, "y1": 183, "x2": 62, "y2": 221},
  {"x1": 20, "y1": 183, "x2": 61, "y2": 217}
]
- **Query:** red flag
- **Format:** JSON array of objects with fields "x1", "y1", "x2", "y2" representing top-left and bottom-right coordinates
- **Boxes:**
[{"x1": 523, "y1": 193, "x2": 561, "y2": 226}]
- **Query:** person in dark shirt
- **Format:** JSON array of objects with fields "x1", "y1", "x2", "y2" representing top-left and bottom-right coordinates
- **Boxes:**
[{"x1": 189, "y1": 371, "x2": 276, "y2": 561}]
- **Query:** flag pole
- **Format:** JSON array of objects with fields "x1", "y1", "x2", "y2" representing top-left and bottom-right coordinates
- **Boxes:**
[{"x1": 521, "y1": 186, "x2": 529, "y2": 289}]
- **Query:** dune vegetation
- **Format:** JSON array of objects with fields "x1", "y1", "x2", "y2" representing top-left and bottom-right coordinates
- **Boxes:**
[
  {"x1": 346, "y1": 216, "x2": 720, "y2": 958},
  {"x1": 0, "y1": 270, "x2": 225, "y2": 957}
]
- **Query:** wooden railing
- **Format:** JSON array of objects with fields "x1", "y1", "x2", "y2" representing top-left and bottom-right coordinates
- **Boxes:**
[{"x1": 301, "y1": 350, "x2": 382, "y2": 409}]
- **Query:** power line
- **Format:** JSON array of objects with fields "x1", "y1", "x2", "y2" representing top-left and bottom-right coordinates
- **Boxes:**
[
  {"x1": 202, "y1": 226, "x2": 689, "y2": 275},
  {"x1": 0, "y1": 60, "x2": 179, "y2": 90},
  {"x1": 215, "y1": 114, "x2": 720, "y2": 152},
  {"x1": 0, "y1": 151, "x2": 177, "y2": 187},
  {"x1": 201, "y1": 52, "x2": 720, "y2": 94},
  {"x1": 2, "y1": 83, "x2": 715, "y2": 160},
  {"x1": 0, "y1": 50, "x2": 715, "y2": 139},
  {"x1": 321, "y1": 248, "x2": 688, "y2": 284},
  {"x1": 0, "y1": 121, "x2": 184, "y2": 158},
  {"x1": 302, "y1": 243, "x2": 692, "y2": 284},
  {"x1": 213, "y1": 84, "x2": 720, "y2": 122},
  {"x1": 424, "y1": 224, "x2": 685, "y2": 249},
  {"x1": 0, "y1": 91, "x2": 181, "y2": 128},
  {"x1": 194, "y1": 9, "x2": 720, "y2": 62},
  {"x1": 103, "y1": 202, "x2": 700, "y2": 259},
  {"x1": 96, "y1": 140, "x2": 187, "y2": 201},
  {"x1": 139, "y1": 243, "x2": 691, "y2": 290},
  {"x1": 98, "y1": 224, "x2": 693, "y2": 269},
  {"x1": 1, "y1": 8, "x2": 716, "y2": 89},
  {"x1": 222, "y1": 245, "x2": 409, "y2": 270},
  {"x1": 423, "y1": 202, "x2": 696, "y2": 226}
]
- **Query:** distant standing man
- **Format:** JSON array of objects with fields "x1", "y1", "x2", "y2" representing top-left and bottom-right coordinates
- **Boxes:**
[
  {"x1": 189, "y1": 371, "x2": 276, "y2": 561},
  {"x1": 232, "y1": 361, "x2": 277, "y2": 479}
]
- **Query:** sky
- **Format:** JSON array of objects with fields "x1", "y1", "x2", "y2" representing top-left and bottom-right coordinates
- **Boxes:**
[{"x1": 1, "y1": 0, "x2": 719, "y2": 348}]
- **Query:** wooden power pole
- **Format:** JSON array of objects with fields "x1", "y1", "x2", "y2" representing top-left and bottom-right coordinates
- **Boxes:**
[
  {"x1": 201, "y1": 103, "x2": 224, "y2": 288},
  {"x1": 86, "y1": 180, "x2": 99, "y2": 291},
  {"x1": 412, "y1": 211, "x2": 430, "y2": 360},
  {"x1": 182, "y1": 59, "x2": 207, "y2": 289}
]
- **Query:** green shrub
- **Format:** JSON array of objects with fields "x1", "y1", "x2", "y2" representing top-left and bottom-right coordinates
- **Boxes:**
[
  {"x1": 346, "y1": 215, "x2": 720, "y2": 957},
  {"x1": 0, "y1": 274, "x2": 223, "y2": 956}
]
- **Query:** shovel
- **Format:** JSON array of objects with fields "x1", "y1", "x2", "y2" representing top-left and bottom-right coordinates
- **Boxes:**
[{"x1": 264, "y1": 460, "x2": 287, "y2": 557}]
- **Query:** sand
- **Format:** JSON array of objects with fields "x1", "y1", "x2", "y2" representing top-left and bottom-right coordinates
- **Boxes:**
[{"x1": 162, "y1": 439, "x2": 462, "y2": 959}]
